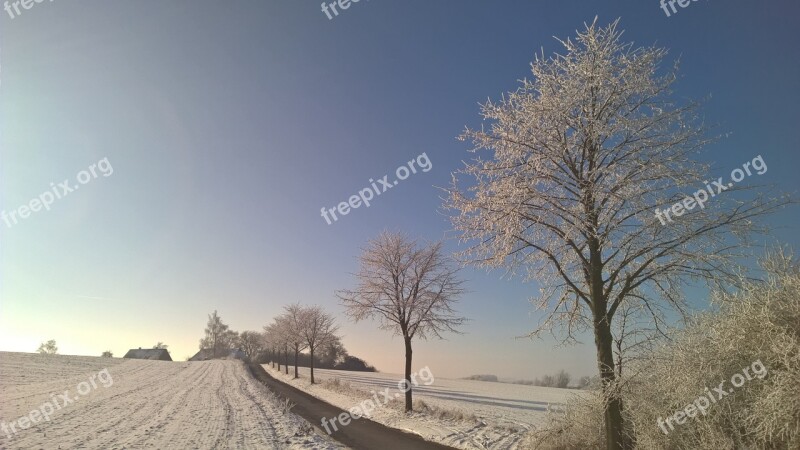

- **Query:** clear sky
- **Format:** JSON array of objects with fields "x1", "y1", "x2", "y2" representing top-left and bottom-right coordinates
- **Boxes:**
[{"x1": 1, "y1": 0, "x2": 798, "y2": 379}]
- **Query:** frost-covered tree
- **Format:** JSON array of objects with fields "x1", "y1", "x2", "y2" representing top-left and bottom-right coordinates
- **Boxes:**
[
  {"x1": 446, "y1": 19, "x2": 792, "y2": 449},
  {"x1": 337, "y1": 231, "x2": 466, "y2": 411},
  {"x1": 37, "y1": 339, "x2": 58, "y2": 355},
  {"x1": 262, "y1": 323, "x2": 282, "y2": 370},
  {"x1": 555, "y1": 370, "x2": 571, "y2": 389},
  {"x1": 318, "y1": 335, "x2": 347, "y2": 368},
  {"x1": 281, "y1": 305, "x2": 309, "y2": 378},
  {"x1": 266, "y1": 317, "x2": 291, "y2": 374},
  {"x1": 237, "y1": 331, "x2": 265, "y2": 362},
  {"x1": 200, "y1": 310, "x2": 236, "y2": 357},
  {"x1": 298, "y1": 306, "x2": 338, "y2": 384}
]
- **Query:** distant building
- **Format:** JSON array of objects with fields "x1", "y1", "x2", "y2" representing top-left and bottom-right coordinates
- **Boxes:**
[
  {"x1": 123, "y1": 348, "x2": 172, "y2": 361},
  {"x1": 189, "y1": 348, "x2": 247, "y2": 361},
  {"x1": 189, "y1": 348, "x2": 214, "y2": 361}
]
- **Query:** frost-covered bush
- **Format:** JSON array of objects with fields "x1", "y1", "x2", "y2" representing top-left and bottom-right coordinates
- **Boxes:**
[
  {"x1": 520, "y1": 391, "x2": 605, "y2": 449},
  {"x1": 524, "y1": 252, "x2": 800, "y2": 449}
]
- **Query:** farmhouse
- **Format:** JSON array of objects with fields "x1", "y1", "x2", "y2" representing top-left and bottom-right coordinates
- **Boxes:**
[
  {"x1": 189, "y1": 348, "x2": 247, "y2": 361},
  {"x1": 123, "y1": 348, "x2": 172, "y2": 361},
  {"x1": 189, "y1": 348, "x2": 214, "y2": 361}
]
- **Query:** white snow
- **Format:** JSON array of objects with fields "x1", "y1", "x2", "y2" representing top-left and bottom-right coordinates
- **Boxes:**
[
  {"x1": 0, "y1": 352, "x2": 345, "y2": 449},
  {"x1": 263, "y1": 364, "x2": 581, "y2": 450}
]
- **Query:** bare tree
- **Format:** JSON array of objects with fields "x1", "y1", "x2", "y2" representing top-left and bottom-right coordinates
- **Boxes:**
[
  {"x1": 101, "y1": 350, "x2": 113, "y2": 358},
  {"x1": 263, "y1": 323, "x2": 281, "y2": 370},
  {"x1": 266, "y1": 317, "x2": 291, "y2": 374},
  {"x1": 200, "y1": 310, "x2": 235, "y2": 357},
  {"x1": 238, "y1": 331, "x2": 265, "y2": 362},
  {"x1": 282, "y1": 305, "x2": 309, "y2": 378},
  {"x1": 153, "y1": 342, "x2": 168, "y2": 349},
  {"x1": 555, "y1": 370, "x2": 571, "y2": 389},
  {"x1": 225, "y1": 330, "x2": 240, "y2": 354},
  {"x1": 318, "y1": 335, "x2": 347, "y2": 368},
  {"x1": 445, "y1": 19, "x2": 792, "y2": 449},
  {"x1": 37, "y1": 340, "x2": 58, "y2": 355},
  {"x1": 298, "y1": 306, "x2": 338, "y2": 384},
  {"x1": 337, "y1": 231, "x2": 467, "y2": 411}
]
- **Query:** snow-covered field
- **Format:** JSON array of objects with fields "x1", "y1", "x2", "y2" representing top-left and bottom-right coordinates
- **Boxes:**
[
  {"x1": 0, "y1": 352, "x2": 343, "y2": 449},
  {"x1": 263, "y1": 364, "x2": 579, "y2": 450}
]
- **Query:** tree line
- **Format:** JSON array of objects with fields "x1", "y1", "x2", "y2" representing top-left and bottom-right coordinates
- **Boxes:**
[
  {"x1": 198, "y1": 305, "x2": 373, "y2": 384},
  {"x1": 197, "y1": 231, "x2": 469, "y2": 413}
]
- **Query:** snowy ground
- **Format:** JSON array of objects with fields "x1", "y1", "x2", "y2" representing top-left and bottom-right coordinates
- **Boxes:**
[
  {"x1": 263, "y1": 364, "x2": 579, "y2": 450},
  {"x1": 0, "y1": 352, "x2": 344, "y2": 449}
]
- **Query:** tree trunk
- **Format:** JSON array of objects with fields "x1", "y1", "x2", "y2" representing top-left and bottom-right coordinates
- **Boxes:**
[
  {"x1": 403, "y1": 335, "x2": 413, "y2": 412},
  {"x1": 310, "y1": 347, "x2": 315, "y2": 384},
  {"x1": 594, "y1": 308, "x2": 627, "y2": 450},
  {"x1": 294, "y1": 349, "x2": 299, "y2": 378},
  {"x1": 587, "y1": 232, "x2": 629, "y2": 450},
  {"x1": 284, "y1": 348, "x2": 289, "y2": 375}
]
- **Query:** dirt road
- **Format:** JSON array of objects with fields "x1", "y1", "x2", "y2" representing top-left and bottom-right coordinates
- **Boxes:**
[{"x1": 248, "y1": 364, "x2": 459, "y2": 450}]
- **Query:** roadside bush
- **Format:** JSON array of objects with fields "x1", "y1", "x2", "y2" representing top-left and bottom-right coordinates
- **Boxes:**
[
  {"x1": 410, "y1": 399, "x2": 478, "y2": 422},
  {"x1": 320, "y1": 377, "x2": 364, "y2": 398},
  {"x1": 523, "y1": 251, "x2": 800, "y2": 449},
  {"x1": 520, "y1": 392, "x2": 605, "y2": 449}
]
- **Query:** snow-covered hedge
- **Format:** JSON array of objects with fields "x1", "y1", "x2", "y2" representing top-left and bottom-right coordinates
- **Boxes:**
[{"x1": 523, "y1": 252, "x2": 800, "y2": 449}]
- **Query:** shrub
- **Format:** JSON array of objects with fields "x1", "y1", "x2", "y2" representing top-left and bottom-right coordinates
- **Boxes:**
[
  {"x1": 464, "y1": 374, "x2": 499, "y2": 382},
  {"x1": 410, "y1": 399, "x2": 478, "y2": 422},
  {"x1": 523, "y1": 251, "x2": 800, "y2": 449}
]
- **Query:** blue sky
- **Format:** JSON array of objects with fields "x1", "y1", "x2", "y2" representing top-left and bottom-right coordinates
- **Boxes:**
[{"x1": 1, "y1": 0, "x2": 798, "y2": 379}]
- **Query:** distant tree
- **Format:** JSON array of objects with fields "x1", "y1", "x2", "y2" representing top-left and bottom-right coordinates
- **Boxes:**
[
  {"x1": 153, "y1": 342, "x2": 168, "y2": 349},
  {"x1": 199, "y1": 310, "x2": 234, "y2": 357},
  {"x1": 338, "y1": 231, "x2": 467, "y2": 411},
  {"x1": 266, "y1": 317, "x2": 290, "y2": 374},
  {"x1": 555, "y1": 370, "x2": 571, "y2": 389},
  {"x1": 298, "y1": 306, "x2": 339, "y2": 384},
  {"x1": 318, "y1": 335, "x2": 347, "y2": 368},
  {"x1": 101, "y1": 350, "x2": 113, "y2": 358},
  {"x1": 237, "y1": 330, "x2": 265, "y2": 362},
  {"x1": 37, "y1": 340, "x2": 58, "y2": 355},
  {"x1": 282, "y1": 305, "x2": 309, "y2": 378},
  {"x1": 263, "y1": 324, "x2": 281, "y2": 370},
  {"x1": 334, "y1": 355, "x2": 376, "y2": 372},
  {"x1": 224, "y1": 330, "x2": 239, "y2": 353},
  {"x1": 465, "y1": 374, "x2": 499, "y2": 382},
  {"x1": 578, "y1": 375, "x2": 593, "y2": 389}
]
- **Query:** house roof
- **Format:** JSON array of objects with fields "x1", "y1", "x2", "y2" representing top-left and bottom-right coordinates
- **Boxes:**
[
  {"x1": 189, "y1": 348, "x2": 246, "y2": 361},
  {"x1": 123, "y1": 348, "x2": 172, "y2": 360},
  {"x1": 189, "y1": 349, "x2": 215, "y2": 361}
]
